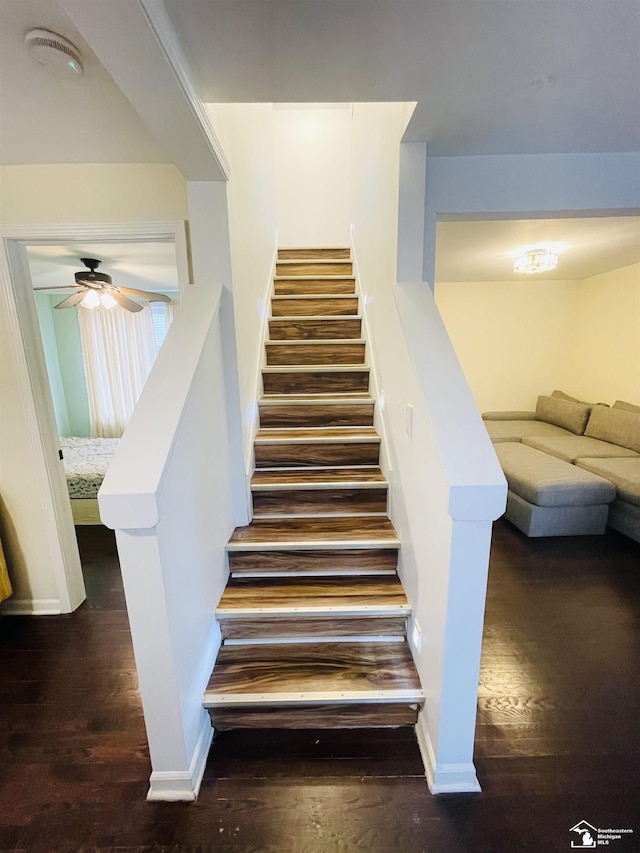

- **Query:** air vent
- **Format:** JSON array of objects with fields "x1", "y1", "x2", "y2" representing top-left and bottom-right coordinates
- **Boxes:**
[{"x1": 25, "y1": 29, "x2": 84, "y2": 78}]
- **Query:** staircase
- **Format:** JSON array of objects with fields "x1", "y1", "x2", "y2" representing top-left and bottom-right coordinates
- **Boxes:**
[{"x1": 203, "y1": 248, "x2": 424, "y2": 730}]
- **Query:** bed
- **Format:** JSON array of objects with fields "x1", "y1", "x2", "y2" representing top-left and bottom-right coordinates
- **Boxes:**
[{"x1": 60, "y1": 436, "x2": 119, "y2": 525}]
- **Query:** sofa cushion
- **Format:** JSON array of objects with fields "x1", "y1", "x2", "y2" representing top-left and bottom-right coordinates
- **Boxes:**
[
  {"x1": 585, "y1": 405, "x2": 640, "y2": 453},
  {"x1": 482, "y1": 411, "x2": 537, "y2": 421},
  {"x1": 613, "y1": 400, "x2": 640, "y2": 414},
  {"x1": 485, "y1": 420, "x2": 574, "y2": 443},
  {"x1": 551, "y1": 390, "x2": 604, "y2": 407},
  {"x1": 522, "y1": 435, "x2": 640, "y2": 464},
  {"x1": 535, "y1": 395, "x2": 591, "y2": 435},
  {"x1": 494, "y1": 442, "x2": 616, "y2": 507},
  {"x1": 575, "y1": 457, "x2": 640, "y2": 506}
]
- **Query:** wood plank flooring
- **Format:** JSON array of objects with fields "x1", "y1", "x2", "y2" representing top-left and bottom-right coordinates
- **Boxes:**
[
  {"x1": 209, "y1": 248, "x2": 422, "y2": 729},
  {"x1": 1, "y1": 521, "x2": 639, "y2": 850}
]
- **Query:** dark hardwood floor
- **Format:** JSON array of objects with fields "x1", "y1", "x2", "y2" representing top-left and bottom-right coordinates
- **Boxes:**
[{"x1": 1, "y1": 520, "x2": 639, "y2": 852}]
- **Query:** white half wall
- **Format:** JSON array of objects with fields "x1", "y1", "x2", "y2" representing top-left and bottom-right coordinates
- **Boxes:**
[
  {"x1": 274, "y1": 106, "x2": 352, "y2": 247},
  {"x1": 351, "y1": 102, "x2": 506, "y2": 793},
  {"x1": 99, "y1": 281, "x2": 234, "y2": 800},
  {"x1": 205, "y1": 104, "x2": 277, "y2": 472}
]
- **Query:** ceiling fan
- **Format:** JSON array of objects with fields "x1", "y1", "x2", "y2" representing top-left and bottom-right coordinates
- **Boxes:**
[{"x1": 50, "y1": 258, "x2": 172, "y2": 313}]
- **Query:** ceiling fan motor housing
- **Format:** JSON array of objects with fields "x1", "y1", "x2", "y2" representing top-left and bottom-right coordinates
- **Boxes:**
[{"x1": 75, "y1": 259, "x2": 111, "y2": 287}]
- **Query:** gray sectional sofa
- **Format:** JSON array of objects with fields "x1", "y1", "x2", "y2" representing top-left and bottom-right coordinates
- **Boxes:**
[{"x1": 484, "y1": 392, "x2": 640, "y2": 541}]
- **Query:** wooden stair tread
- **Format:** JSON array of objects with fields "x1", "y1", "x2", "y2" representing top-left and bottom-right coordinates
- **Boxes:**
[
  {"x1": 278, "y1": 248, "x2": 351, "y2": 260},
  {"x1": 227, "y1": 516, "x2": 399, "y2": 549},
  {"x1": 217, "y1": 576, "x2": 408, "y2": 614},
  {"x1": 252, "y1": 467, "x2": 386, "y2": 487},
  {"x1": 204, "y1": 641, "x2": 423, "y2": 704}
]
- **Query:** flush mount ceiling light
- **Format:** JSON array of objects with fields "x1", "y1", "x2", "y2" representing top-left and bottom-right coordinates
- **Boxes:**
[
  {"x1": 25, "y1": 29, "x2": 84, "y2": 78},
  {"x1": 513, "y1": 247, "x2": 559, "y2": 275}
]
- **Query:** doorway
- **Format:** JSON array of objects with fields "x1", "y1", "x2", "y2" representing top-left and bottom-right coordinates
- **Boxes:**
[{"x1": 0, "y1": 220, "x2": 190, "y2": 614}]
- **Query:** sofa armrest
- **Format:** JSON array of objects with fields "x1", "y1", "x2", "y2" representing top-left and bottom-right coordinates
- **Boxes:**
[{"x1": 482, "y1": 411, "x2": 537, "y2": 422}]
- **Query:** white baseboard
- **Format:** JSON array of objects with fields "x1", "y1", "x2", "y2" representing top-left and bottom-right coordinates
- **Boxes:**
[
  {"x1": 147, "y1": 712, "x2": 214, "y2": 802},
  {"x1": 0, "y1": 598, "x2": 61, "y2": 616},
  {"x1": 415, "y1": 713, "x2": 481, "y2": 794}
]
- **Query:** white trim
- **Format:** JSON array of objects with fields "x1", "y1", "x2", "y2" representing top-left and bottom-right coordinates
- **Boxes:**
[
  {"x1": 204, "y1": 688, "x2": 425, "y2": 706},
  {"x1": 263, "y1": 364, "x2": 368, "y2": 373},
  {"x1": 226, "y1": 538, "x2": 400, "y2": 551},
  {"x1": 245, "y1": 240, "x2": 279, "y2": 482},
  {"x1": 225, "y1": 635, "x2": 406, "y2": 645},
  {"x1": 274, "y1": 275, "x2": 355, "y2": 281},
  {"x1": 146, "y1": 712, "x2": 213, "y2": 802},
  {"x1": 217, "y1": 605, "x2": 410, "y2": 617},
  {"x1": 415, "y1": 714, "x2": 481, "y2": 794},
  {"x1": 0, "y1": 239, "x2": 85, "y2": 614},
  {"x1": 138, "y1": 0, "x2": 230, "y2": 181},
  {"x1": 251, "y1": 480, "x2": 387, "y2": 491},
  {"x1": 265, "y1": 339, "x2": 366, "y2": 346},
  {"x1": 349, "y1": 237, "x2": 395, "y2": 499},
  {"x1": 254, "y1": 433, "x2": 379, "y2": 445},
  {"x1": 231, "y1": 570, "x2": 397, "y2": 579},
  {"x1": 272, "y1": 293, "x2": 357, "y2": 301},
  {"x1": 0, "y1": 598, "x2": 62, "y2": 616},
  {"x1": 0, "y1": 220, "x2": 192, "y2": 295}
]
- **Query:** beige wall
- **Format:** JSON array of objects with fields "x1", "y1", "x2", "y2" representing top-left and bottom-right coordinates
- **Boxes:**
[
  {"x1": 568, "y1": 264, "x2": 640, "y2": 406},
  {"x1": 0, "y1": 164, "x2": 188, "y2": 223},
  {"x1": 435, "y1": 263, "x2": 640, "y2": 412}
]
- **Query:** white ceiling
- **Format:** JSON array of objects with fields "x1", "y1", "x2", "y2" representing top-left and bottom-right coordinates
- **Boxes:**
[
  {"x1": 0, "y1": 0, "x2": 167, "y2": 165},
  {"x1": 163, "y1": 0, "x2": 640, "y2": 156},
  {"x1": 26, "y1": 243, "x2": 180, "y2": 293},
  {"x1": 435, "y1": 216, "x2": 640, "y2": 282}
]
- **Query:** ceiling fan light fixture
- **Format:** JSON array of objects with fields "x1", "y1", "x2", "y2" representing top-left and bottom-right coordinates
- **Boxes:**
[
  {"x1": 100, "y1": 291, "x2": 118, "y2": 309},
  {"x1": 513, "y1": 247, "x2": 559, "y2": 275},
  {"x1": 81, "y1": 289, "x2": 100, "y2": 309}
]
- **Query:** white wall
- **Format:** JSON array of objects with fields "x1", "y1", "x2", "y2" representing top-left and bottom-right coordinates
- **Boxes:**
[
  {"x1": 274, "y1": 106, "x2": 352, "y2": 247},
  {"x1": 351, "y1": 102, "x2": 505, "y2": 793},
  {"x1": 436, "y1": 263, "x2": 640, "y2": 412},
  {"x1": 205, "y1": 104, "x2": 277, "y2": 469}
]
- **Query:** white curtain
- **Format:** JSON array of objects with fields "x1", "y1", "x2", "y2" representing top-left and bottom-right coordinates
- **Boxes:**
[{"x1": 78, "y1": 305, "x2": 157, "y2": 438}]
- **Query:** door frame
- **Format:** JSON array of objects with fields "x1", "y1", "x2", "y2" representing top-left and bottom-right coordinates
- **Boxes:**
[{"x1": 0, "y1": 220, "x2": 190, "y2": 613}]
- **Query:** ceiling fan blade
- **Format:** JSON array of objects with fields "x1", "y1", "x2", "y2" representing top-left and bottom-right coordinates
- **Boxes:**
[
  {"x1": 54, "y1": 290, "x2": 86, "y2": 309},
  {"x1": 116, "y1": 287, "x2": 172, "y2": 303},
  {"x1": 109, "y1": 290, "x2": 143, "y2": 313},
  {"x1": 34, "y1": 286, "x2": 82, "y2": 292}
]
